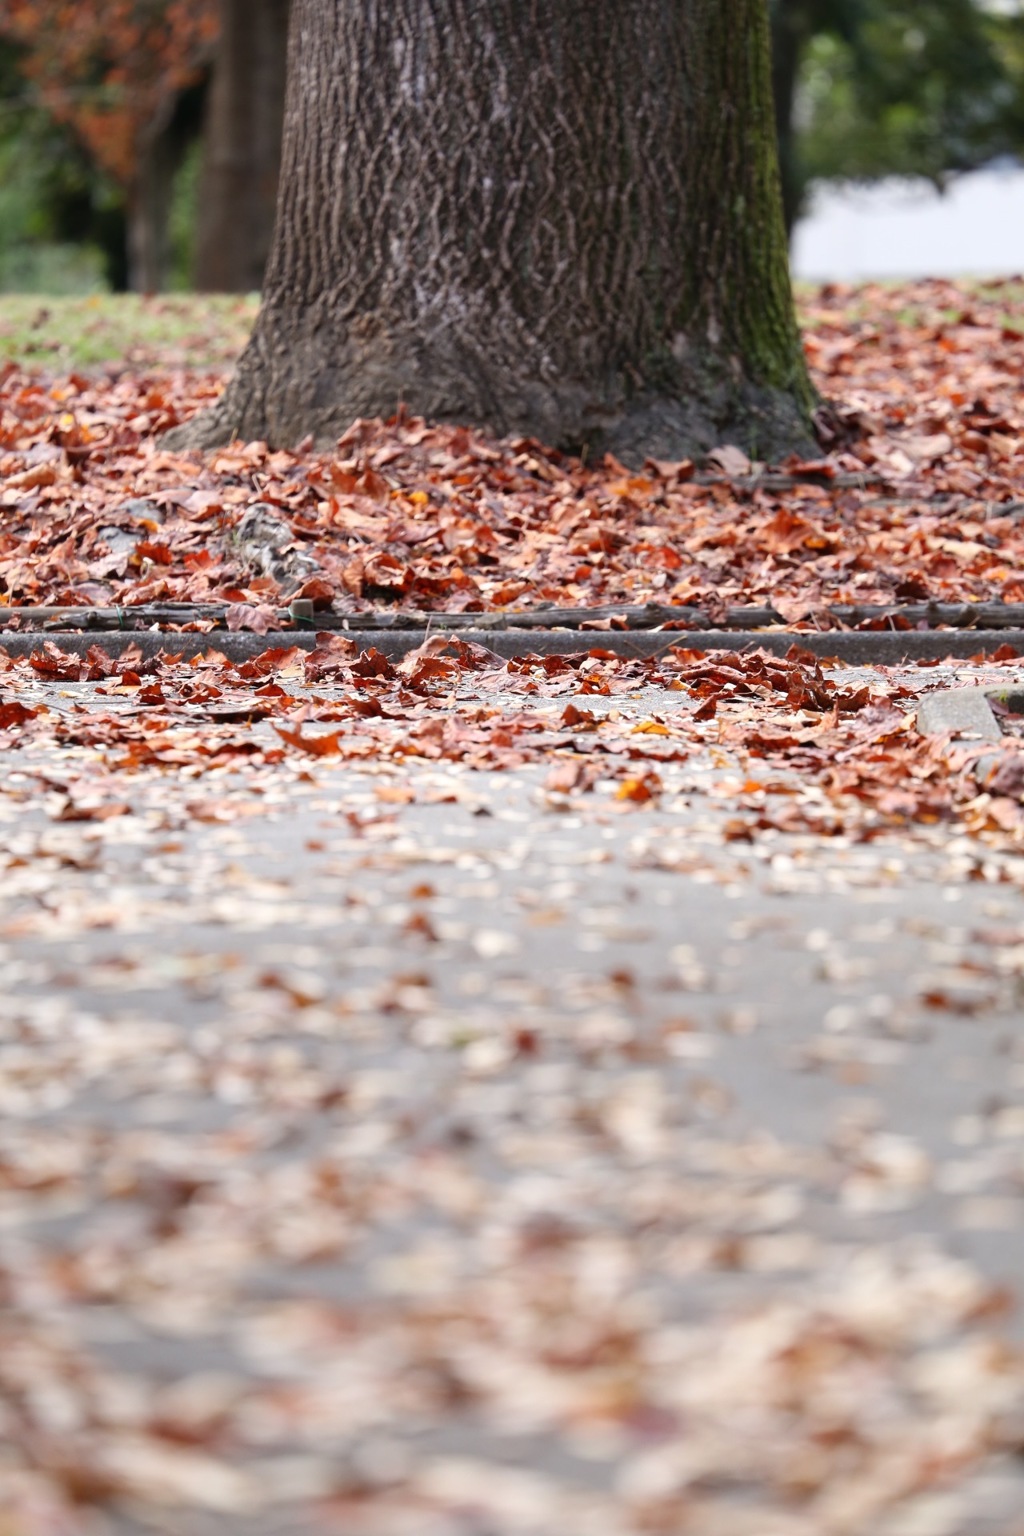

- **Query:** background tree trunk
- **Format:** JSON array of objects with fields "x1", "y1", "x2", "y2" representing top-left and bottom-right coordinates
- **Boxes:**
[
  {"x1": 180, "y1": 0, "x2": 815, "y2": 463},
  {"x1": 127, "y1": 96, "x2": 199, "y2": 293},
  {"x1": 770, "y1": 0, "x2": 807, "y2": 239},
  {"x1": 193, "y1": 0, "x2": 290, "y2": 292}
]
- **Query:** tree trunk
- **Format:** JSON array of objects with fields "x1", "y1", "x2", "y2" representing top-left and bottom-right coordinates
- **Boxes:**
[
  {"x1": 193, "y1": 0, "x2": 290, "y2": 292},
  {"x1": 770, "y1": 0, "x2": 807, "y2": 239},
  {"x1": 126, "y1": 86, "x2": 206, "y2": 294},
  {"x1": 178, "y1": 0, "x2": 815, "y2": 463},
  {"x1": 127, "y1": 122, "x2": 177, "y2": 293}
]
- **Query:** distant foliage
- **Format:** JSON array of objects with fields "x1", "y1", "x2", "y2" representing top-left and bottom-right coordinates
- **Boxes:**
[
  {"x1": 772, "y1": 0, "x2": 1024, "y2": 228},
  {"x1": 804, "y1": 1, "x2": 1022, "y2": 182},
  {"x1": 0, "y1": 0, "x2": 217, "y2": 186}
]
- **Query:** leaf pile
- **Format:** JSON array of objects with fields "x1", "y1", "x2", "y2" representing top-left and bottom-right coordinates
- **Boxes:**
[{"x1": 0, "y1": 279, "x2": 1021, "y2": 619}]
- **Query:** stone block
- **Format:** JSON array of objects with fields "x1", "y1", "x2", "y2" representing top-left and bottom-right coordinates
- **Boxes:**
[{"x1": 915, "y1": 688, "x2": 1001, "y2": 741}]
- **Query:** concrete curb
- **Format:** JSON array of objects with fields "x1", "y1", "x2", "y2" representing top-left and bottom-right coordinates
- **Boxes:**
[{"x1": 3, "y1": 628, "x2": 1024, "y2": 665}]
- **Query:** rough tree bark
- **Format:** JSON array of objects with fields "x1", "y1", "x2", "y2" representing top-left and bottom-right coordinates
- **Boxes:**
[
  {"x1": 194, "y1": 0, "x2": 290, "y2": 292},
  {"x1": 176, "y1": 0, "x2": 815, "y2": 463}
]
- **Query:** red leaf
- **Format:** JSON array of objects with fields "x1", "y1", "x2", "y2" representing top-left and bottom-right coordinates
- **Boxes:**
[{"x1": 273, "y1": 724, "x2": 342, "y2": 756}]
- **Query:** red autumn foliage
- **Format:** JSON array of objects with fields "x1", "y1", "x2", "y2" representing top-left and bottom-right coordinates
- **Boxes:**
[{"x1": 1, "y1": 0, "x2": 218, "y2": 185}]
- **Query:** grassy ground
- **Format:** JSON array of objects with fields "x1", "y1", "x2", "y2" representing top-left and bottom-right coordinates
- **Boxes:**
[
  {"x1": 794, "y1": 275, "x2": 1024, "y2": 332},
  {"x1": 0, "y1": 293, "x2": 259, "y2": 373},
  {"x1": 0, "y1": 281, "x2": 1020, "y2": 377}
]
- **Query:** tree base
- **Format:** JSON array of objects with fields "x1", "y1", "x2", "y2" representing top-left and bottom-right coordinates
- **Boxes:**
[
  {"x1": 593, "y1": 386, "x2": 817, "y2": 468},
  {"x1": 167, "y1": 328, "x2": 816, "y2": 467}
]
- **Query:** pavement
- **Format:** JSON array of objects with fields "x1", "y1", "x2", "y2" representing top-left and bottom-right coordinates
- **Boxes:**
[{"x1": 4, "y1": 664, "x2": 1024, "y2": 1534}]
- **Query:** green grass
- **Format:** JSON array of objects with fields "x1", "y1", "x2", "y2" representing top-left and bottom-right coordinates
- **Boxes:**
[
  {"x1": 0, "y1": 242, "x2": 109, "y2": 297},
  {"x1": 0, "y1": 293, "x2": 259, "y2": 373},
  {"x1": 0, "y1": 279, "x2": 1020, "y2": 377}
]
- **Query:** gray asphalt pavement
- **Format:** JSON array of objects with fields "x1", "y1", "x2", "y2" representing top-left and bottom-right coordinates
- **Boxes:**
[{"x1": 4, "y1": 672, "x2": 1024, "y2": 1535}]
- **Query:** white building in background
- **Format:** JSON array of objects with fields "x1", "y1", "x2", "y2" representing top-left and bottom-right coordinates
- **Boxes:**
[{"x1": 791, "y1": 162, "x2": 1024, "y2": 281}]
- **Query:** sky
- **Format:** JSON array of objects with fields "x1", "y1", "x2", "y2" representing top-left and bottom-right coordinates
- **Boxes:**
[{"x1": 792, "y1": 164, "x2": 1024, "y2": 280}]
